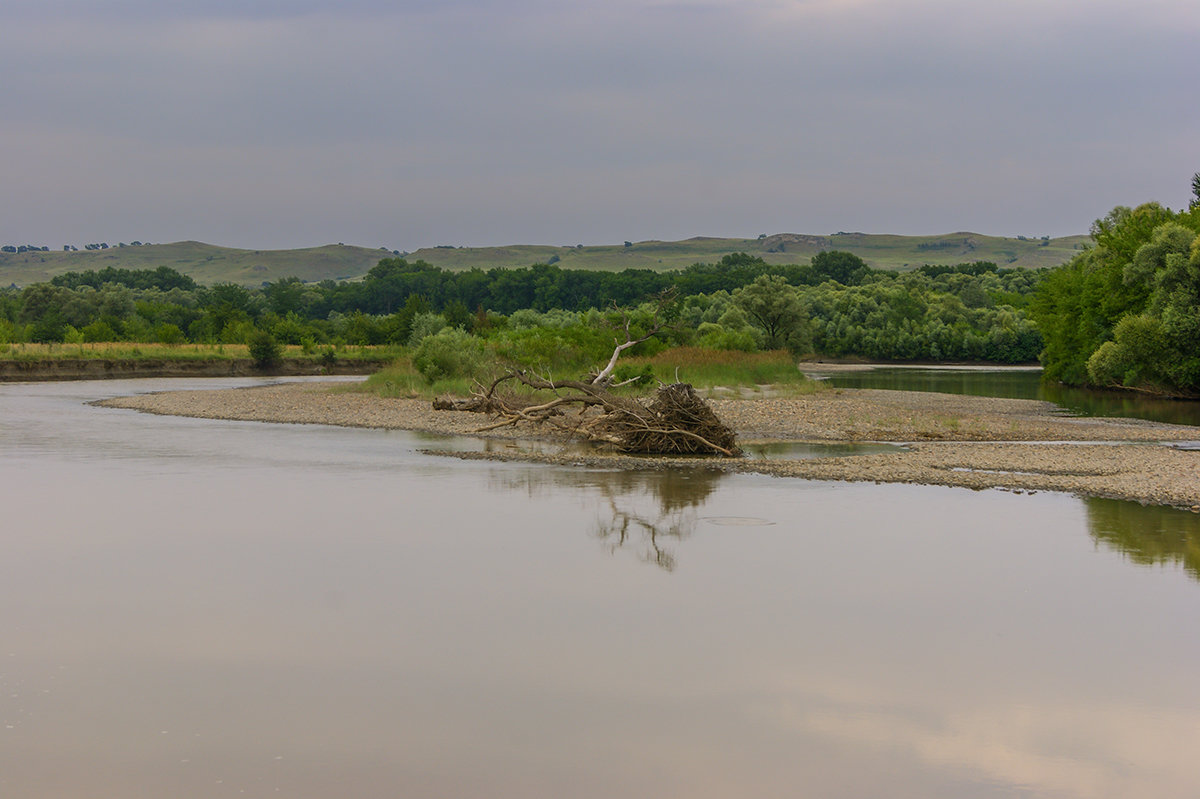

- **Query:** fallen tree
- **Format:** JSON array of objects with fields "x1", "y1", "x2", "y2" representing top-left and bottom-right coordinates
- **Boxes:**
[{"x1": 431, "y1": 294, "x2": 741, "y2": 457}]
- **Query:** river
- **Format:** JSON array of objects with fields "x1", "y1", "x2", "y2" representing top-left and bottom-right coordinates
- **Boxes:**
[
  {"x1": 808, "y1": 364, "x2": 1200, "y2": 426},
  {"x1": 2, "y1": 378, "x2": 1199, "y2": 798}
]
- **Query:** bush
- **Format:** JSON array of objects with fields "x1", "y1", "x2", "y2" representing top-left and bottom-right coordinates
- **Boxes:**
[
  {"x1": 695, "y1": 322, "x2": 760, "y2": 352},
  {"x1": 81, "y1": 320, "x2": 119, "y2": 342},
  {"x1": 248, "y1": 330, "x2": 283, "y2": 370},
  {"x1": 407, "y1": 312, "x2": 447, "y2": 346},
  {"x1": 156, "y1": 323, "x2": 185, "y2": 344},
  {"x1": 412, "y1": 328, "x2": 488, "y2": 384}
]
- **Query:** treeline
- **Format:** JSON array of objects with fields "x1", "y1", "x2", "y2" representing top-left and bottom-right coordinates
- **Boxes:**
[
  {"x1": 1, "y1": 242, "x2": 149, "y2": 253},
  {"x1": 0, "y1": 252, "x2": 1046, "y2": 365},
  {"x1": 1031, "y1": 194, "x2": 1200, "y2": 396}
]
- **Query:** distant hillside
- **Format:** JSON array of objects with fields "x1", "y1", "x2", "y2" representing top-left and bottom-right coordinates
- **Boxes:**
[
  {"x1": 0, "y1": 241, "x2": 395, "y2": 287},
  {"x1": 408, "y1": 232, "x2": 1090, "y2": 272},
  {"x1": 1, "y1": 233, "x2": 1089, "y2": 287}
]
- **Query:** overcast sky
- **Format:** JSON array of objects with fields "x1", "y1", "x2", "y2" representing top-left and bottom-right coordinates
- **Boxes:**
[{"x1": 2, "y1": 0, "x2": 1197, "y2": 251}]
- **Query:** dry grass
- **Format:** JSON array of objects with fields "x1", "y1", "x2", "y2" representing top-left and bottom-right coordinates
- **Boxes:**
[
  {"x1": 627, "y1": 347, "x2": 822, "y2": 394},
  {"x1": 0, "y1": 341, "x2": 396, "y2": 362}
]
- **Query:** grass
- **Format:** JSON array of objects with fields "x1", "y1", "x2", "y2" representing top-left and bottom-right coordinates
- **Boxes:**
[
  {"x1": 356, "y1": 357, "x2": 547, "y2": 402},
  {"x1": 0, "y1": 232, "x2": 1089, "y2": 287},
  {"x1": 0, "y1": 341, "x2": 400, "y2": 363},
  {"x1": 0, "y1": 241, "x2": 391, "y2": 287},
  {"x1": 356, "y1": 347, "x2": 822, "y2": 400},
  {"x1": 626, "y1": 348, "x2": 821, "y2": 395},
  {"x1": 407, "y1": 233, "x2": 1089, "y2": 273}
]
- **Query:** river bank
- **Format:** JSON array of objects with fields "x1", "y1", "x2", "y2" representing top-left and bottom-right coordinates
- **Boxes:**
[
  {"x1": 95, "y1": 381, "x2": 1200, "y2": 510},
  {"x1": 0, "y1": 357, "x2": 388, "y2": 382}
]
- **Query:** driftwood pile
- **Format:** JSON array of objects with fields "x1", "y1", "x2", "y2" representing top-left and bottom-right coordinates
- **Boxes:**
[
  {"x1": 433, "y1": 370, "x2": 740, "y2": 457},
  {"x1": 431, "y1": 292, "x2": 739, "y2": 457}
]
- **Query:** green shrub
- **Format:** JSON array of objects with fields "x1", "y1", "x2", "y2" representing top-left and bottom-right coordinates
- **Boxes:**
[
  {"x1": 695, "y1": 322, "x2": 760, "y2": 352},
  {"x1": 412, "y1": 328, "x2": 488, "y2": 384},
  {"x1": 156, "y1": 323, "x2": 185, "y2": 344},
  {"x1": 248, "y1": 330, "x2": 283, "y2": 369},
  {"x1": 81, "y1": 320, "x2": 119, "y2": 342},
  {"x1": 407, "y1": 312, "x2": 447, "y2": 346}
]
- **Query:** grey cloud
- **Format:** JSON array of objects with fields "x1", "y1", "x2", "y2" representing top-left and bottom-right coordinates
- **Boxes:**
[{"x1": 2, "y1": 0, "x2": 1197, "y2": 249}]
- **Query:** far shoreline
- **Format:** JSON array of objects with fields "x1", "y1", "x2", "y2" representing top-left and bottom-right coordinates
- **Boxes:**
[{"x1": 94, "y1": 380, "x2": 1200, "y2": 512}]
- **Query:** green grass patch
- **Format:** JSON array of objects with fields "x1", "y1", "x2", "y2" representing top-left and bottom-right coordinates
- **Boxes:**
[
  {"x1": 407, "y1": 233, "x2": 1088, "y2": 273},
  {"x1": 355, "y1": 356, "x2": 546, "y2": 403},
  {"x1": 357, "y1": 347, "x2": 820, "y2": 400},
  {"x1": 0, "y1": 241, "x2": 389, "y2": 286},
  {"x1": 624, "y1": 347, "x2": 820, "y2": 394},
  {"x1": 0, "y1": 341, "x2": 400, "y2": 363}
]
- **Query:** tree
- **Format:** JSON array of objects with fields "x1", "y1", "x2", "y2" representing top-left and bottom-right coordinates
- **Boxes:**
[
  {"x1": 1033, "y1": 202, "x2": 1180, "y2": 384},
  {"x1": 1192, "y1": 172, "x2": 1200, "y2": 210},
  {"x1": 733, "y1": 275, "x2": 810, "y2": 351},
  {"x1": 811, "y1": 250, "x2": 869, "y2": 285},
  {"x1": 247, "y1": 330, "x2": 283, "y2": 370}
]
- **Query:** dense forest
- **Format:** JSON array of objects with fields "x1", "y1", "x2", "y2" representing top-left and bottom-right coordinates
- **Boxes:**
[
  {"x1": 0, "y1": 252, "x2": 1045, "y2": 366},
  {"x1": 1031, "y1": 184, "x2": 1200, "y2": 396}
]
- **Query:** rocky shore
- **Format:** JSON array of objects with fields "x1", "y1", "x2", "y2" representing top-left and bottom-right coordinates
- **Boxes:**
[{"x1": 96, "y1": 381, "x2": 1200, "y2": 510}]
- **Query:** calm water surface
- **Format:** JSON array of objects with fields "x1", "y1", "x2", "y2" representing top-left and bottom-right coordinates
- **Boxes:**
[
  {"x1": 812, "y1": 365, "x2": 1200, "y2": 427},
  {"x1": 3, "y1": 378, "x2": 1200, "y2": 798}
]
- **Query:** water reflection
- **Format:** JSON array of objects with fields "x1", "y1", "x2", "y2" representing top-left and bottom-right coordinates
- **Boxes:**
[
  {"x1": 487, "y1": 467, "x2": 722, "y2": 571},
  {"x1": 743, "y1": 441, "x2": 907, "y2": 459},
  {"x1": 6, "y1": 380, "x2": 1200, "y2": 799},
  {"x1": 813, "y1": 366, "x2": 1200, "y2": 426},
  {"x1": 1086, "y1": 498, "x2": 1200, "y2": 581}
]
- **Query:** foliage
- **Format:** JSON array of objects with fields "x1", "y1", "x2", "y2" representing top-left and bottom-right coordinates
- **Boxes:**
[
  {"x1": 3, "y1": 250, "x2": 1053, "y2": 367},
  {"x1": 247, "y1": 330, "x2": 283, "y2": 370},
  {"x1": 412, "y1": 328, "x2": 490, "y2": 384},
  {"x1": 622, "y1": 348, "x2": 818, "y2": 393},
  {"x1": 811, "y1": 250, "x2": 869, "y2": 285},
  {"x1": 733, "y1": 275, "x2": 811, "y2": 352},
  {"x1": 1034, "y1": 191, "x2": 1200, "y2": 394}
]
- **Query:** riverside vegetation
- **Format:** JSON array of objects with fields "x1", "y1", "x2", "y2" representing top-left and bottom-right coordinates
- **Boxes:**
[
  {"x1": 1032, "y1": 179, "x2": 1200, "y2": 397},
  {"x1": 1, "y1": 251, "x2": 1045, "y2": 386},
  {"x1": 4, "y1": 174, "x2": 1197, "y2": 397}
]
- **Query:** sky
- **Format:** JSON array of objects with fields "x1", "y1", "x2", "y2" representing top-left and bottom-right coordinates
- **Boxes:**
[{"x1": 2, "y1": 0, "x2": 1198, "y2": 251}]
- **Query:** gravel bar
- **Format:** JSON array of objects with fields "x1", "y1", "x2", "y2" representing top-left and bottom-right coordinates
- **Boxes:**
[{"x1": 96, "y1": 382, "x2": 1200, "y2": 510}]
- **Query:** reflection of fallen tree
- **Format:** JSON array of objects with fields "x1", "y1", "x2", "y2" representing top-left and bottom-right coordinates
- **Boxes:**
[
  {"x1": 592, "y1": 469, "x2": 723, "y2": 572},
  {"x1": 599, "y1": 498, "x2": 690, "y2": 572},
  {"x1": 433, "y1": 295, "x2": 740, "y2": 457},
  {"x1": 485, "y1": 467, "x2": 723, "y2": 572}
]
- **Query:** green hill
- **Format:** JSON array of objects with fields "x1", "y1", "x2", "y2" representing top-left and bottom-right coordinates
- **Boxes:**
[
  {"x1": 0, "y1": 241, "x2": 396, "y2": 287},
  {"x1": 1, "y1": 233, "x2": 1089, "y2": 287},
  {"x1": 410, "y1": 232, "x2": 1090, "y2": 272}
]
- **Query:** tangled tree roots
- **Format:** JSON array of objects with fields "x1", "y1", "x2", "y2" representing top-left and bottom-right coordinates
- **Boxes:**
[
  {"x1": 431, "y1": 291, "x2": 738, "y2": 456},
  {"x1": 597, "y1": 382, "x2": 739, "y2": 456},
  {"x1": 434, "y1": 371, "x2": 740, "y2": 457}
]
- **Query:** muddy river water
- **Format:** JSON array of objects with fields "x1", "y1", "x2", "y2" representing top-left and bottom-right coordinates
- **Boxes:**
[{"x1": 2, "y1": 378, "x2": 1199, "y2": 798}]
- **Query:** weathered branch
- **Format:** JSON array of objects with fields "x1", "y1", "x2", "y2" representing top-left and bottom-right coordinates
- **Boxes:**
[
  {"x1": 430, "y1": 290, "x2": 739, "y2": 457},
  {"x1": 591, "y1": 288, "x2": 677, "y2": 387}
]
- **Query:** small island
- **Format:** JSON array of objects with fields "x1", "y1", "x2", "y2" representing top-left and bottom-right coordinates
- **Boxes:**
[{"x1": 98, "y1": 380, "x2": 1200, "y2": 511}]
